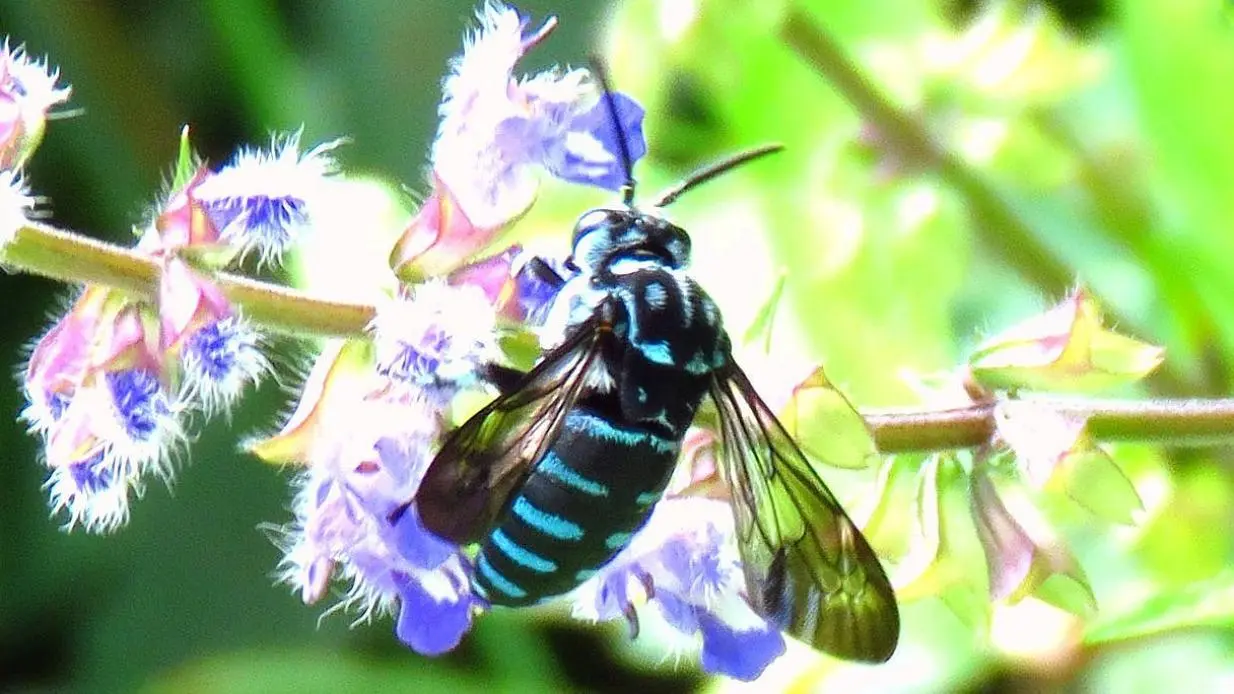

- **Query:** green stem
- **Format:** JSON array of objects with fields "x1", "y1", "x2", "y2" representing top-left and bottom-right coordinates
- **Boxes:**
[
  {"x1": 777, "y1": 5, "x2": 1189, "y2": 395},
  {"x1": 6, "y1": 220, "x2": 1233, "y2": 453},
  {"x1": 2, "y1": 220, "x2": 374, "y2": 337},
  {"x1": 866, "y1": 398, "x2": 1234, "y2": 453}
]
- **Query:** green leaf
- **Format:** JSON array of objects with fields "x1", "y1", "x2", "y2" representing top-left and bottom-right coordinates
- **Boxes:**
[
  {"x1": 1117, "y1": 0, "x2": 1234, "y2": 377},
  {"x1": 1085, "y1": 570, "x2": 1234, "y2": 645},
  {"x1": 1055, "y1": 446, "x2": 1144, "y2": 526},
  {"x1": 782, "y1": 366, "x2": 879, "y2": 470},
  {"x1": 140, "y1": 649, "x2": 479, "y2": 694},
  {"x1": 171, "y1": 125, "x2": 197, "y2": 191}
]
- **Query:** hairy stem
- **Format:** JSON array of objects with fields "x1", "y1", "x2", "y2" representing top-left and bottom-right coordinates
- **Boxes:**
[
  {"x1": 2, "y1": 220, "x2": 375, "y2": 337},
  {"x1": 6, "y1": 220, "x2": 1231, "y2": 452},
  {"x1": 866, "y1": 398, "x2": 1234, "y2": 453}
]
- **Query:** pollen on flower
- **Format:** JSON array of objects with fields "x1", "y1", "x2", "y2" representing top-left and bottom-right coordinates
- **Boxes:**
[
  {"x1": 0, "y1": 168, "x2": 33, "y2": 247},
  {"x1": 181, "y1": 315, "x2": 268, "y2": 414},
  {"x1": 370, "y1": 281, "x2": 499, "y2": 399},
  {"x1": 194, "y1": 131, "x2": 342, "y2": 265}
]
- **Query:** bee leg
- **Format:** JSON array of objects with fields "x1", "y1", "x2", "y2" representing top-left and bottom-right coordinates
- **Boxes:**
[
  {"x1": 523, "y1": 255, "x2": 569, "y2": 288},
  {"x1": 477, "y1": 363, "x2": 529, "y2": 396},
  {"x1": 638, "y1": 570, "x2": 656, "y2": 600},
  {"x1": 622, "y1": 602, "x2": 641, "y2": 640}
]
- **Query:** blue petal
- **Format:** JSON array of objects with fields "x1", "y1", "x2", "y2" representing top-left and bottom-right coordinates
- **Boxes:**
[
  {"x1": 512, "y1": 256, "x2": 569, "y2": 324},
  {"x1": 697, "y1": 613, "x2": 786, "y2": 682},
  {"x1": 47, "y1": 390, "x2": 71, "y2": 420},
  {"x1": 393, "y1": 571, "x2": 473, "y2": 656},
  {"x1": 656, "y1": 536, "x2": 697, "y2": 585},
  {"x1": 70, "y1": 451, "x2": 116, "y2": 493},
  {"x1": 549, "y1": 92, "x2": 646, "y2": 191},
  {"x1": 654, "y1": 591, "x2": 700, "y2": 634},
  {"x1": 106, "y1": 369, "x2": 170, "y2": 441},
  {"x1": 202, "y1": 195, "x2": 307, "y2": 254},
  {"x1": 376, "y1": 328, "x2": 449, "y2": 387},
  {"x1": 390, "y1": 506, "x2": 459, "y2": 570},
  {"x1": 372, "y1": 436, "x2": 414, "y2": 487}
]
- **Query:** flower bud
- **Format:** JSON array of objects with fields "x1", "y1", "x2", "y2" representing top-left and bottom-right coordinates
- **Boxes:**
[
  {"x1": 969, "y1": 288, "x2": 1164, "y2": 393},
  {"x1": 0, "y1": 42, "x2": 71, "y2": 168}
]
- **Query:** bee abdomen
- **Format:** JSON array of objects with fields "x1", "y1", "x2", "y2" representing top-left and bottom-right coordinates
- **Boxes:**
[{"x1": 473, "y1": 409, "x2": 681, "y2": 606}]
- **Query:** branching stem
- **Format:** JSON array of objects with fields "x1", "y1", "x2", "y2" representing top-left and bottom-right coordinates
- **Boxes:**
[
  {"x1": 6, "y1": 219, "x2": 1232, "y2": 452},
  {"x1": 2, "y1": 220, "x2": 375, "y2": 337}
]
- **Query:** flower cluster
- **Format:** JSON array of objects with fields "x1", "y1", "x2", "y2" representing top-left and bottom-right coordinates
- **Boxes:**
[
  {"x1": 18, "y1": 126, "x2": 341, "y2": 531},
  {"x1": 0, "y1": 41, "x2": 71, "y2": 170},
  {"x1": 2, "y1": 1, "x2": 1170, "y2": 686},
  {"x1": 863, "y1": 288, "x2": 1160, "y2": 632},
  {"x1": 1, "y1": 42, "x2": 63, "y2": 257},
  {"x1": 2, "y1": 4, "x2": 891, "y2": 681},
  {"x1": 243, "y1": 3, "x2": 796, "y2": 681}
]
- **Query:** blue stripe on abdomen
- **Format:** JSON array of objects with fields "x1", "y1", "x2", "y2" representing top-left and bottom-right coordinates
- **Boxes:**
[
  {"x1": 473, "y1": 408, "x2": 684, "y2": 607},
  {"x1": 476, "y1": 552, "x2": 527, "y2": 600},
  {"x1": 511, "y1": 496, "x2": 584, "y2": 541},
  {"x1": 566, "y1": 410, "x2": 678, "y2": 454},
  {"x1": 538, "y1": 451, "x2": 608, "y2": 497},
  {"x1": 490, "y1": 528, "x2": 558, "y2": 573}
]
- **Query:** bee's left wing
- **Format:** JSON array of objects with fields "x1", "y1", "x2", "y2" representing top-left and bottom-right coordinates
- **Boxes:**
[
  {"x1": 414, "y1": 304, "x2": 616, "y2": 545},
  {"x1": 708, "y1": 361, "x2": 900, "y2": 662}
]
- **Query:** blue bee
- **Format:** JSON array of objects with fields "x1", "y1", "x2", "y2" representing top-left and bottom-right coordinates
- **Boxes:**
[{"x1": 410, "y1": 67, "x2": 899, "y2": 662}]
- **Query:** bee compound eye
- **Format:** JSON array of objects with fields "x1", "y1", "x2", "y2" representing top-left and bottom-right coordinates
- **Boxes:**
[{"x1": 573, "y1": 209, "x2": 613, "y2": 239}]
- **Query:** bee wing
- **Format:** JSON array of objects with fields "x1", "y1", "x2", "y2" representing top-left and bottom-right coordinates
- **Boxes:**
[
  {"x1": 414, "y1": 309, "x2": 614, "y2": 545},
  {"x1": 708, "y1": 361, "x2": 900, "y2": 662}
]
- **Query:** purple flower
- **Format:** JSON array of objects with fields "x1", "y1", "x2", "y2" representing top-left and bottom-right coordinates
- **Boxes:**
[
  {"x1": 394, "y1": 568, "x2": 474, "y2": 656},
  {"x1": 369, "y1": 281, "x2": 500, "y2": 403},
  {"x1": 33, "y1": 367, "x2": 181, "y2": 532},
  {"x1": 106, "y1": 369, "x2": 172, "y2": 442},
  {"x1": 44, "y1": 450, "x2": 134, "y2": 532},
  {"x1": 194, "y1": 131, "x2": 342, "y2": 265},
  {"x1": 513, "y1": 89, "x2": 646, "y2": 191},
  {"x1": 181, "y1": 315, "x2": 267, "y2": 414},
  {"x1": 1, "y1": 41, "x2": 71, "y2": 168},
  {"x1": 431, "y1": 3, "x2": 647, "y2": 230},
  {"x1": 270, "y1": 382, "x2": 476, "y2": 654},
  {"x1": 508, "y1": 252, "x2": 572, "y2": 324},
  {"x1": 571, "y1": 497, "x2": 787, "y2": 681}
]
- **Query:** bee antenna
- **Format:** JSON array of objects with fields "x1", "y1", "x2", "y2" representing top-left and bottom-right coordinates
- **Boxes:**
[
  {"x1": 652, "y1": 144, "x2": 785, "y2": 208},
  {"x1": 588, "y1": 56, "x2": 637, "y2": 206}
]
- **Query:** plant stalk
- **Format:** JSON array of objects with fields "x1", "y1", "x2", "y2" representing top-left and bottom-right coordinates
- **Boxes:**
[
  {"x1": 7, "y1": 220, "x2": 1232, "y2": 453},
  {"x1": 2, "y1": 220, "x2": 375, "y2": 337}
]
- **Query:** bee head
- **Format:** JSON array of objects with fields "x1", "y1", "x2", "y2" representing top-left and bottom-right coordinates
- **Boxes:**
[
  {"x1": 568, "y1": 207, "x2": 692, "y2": 272},
  {"x1": 568, "y1": 59, "x2": 780, "y2": 276}
]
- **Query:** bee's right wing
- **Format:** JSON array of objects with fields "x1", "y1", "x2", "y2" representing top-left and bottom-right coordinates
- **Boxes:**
[
  {"x1": 413, "y1": 303, "x2": 617, "y2": 545},
  {"x1": 708, "y1": 360, "x2": 899, "y2": 662}
]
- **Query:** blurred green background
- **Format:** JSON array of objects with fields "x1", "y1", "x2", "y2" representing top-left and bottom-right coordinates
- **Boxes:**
[{"x1": 3, "y1": 0, "x2": 1234, "y2": 692}]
